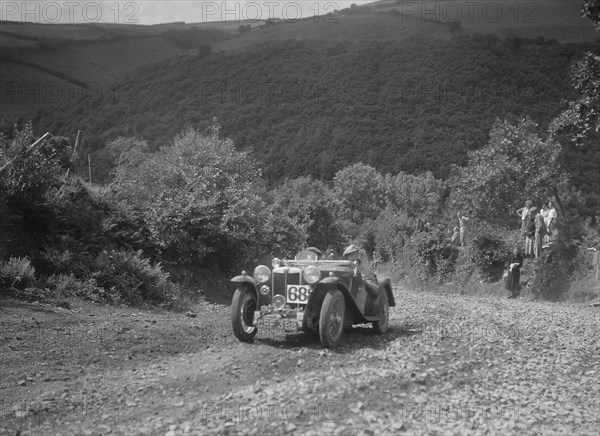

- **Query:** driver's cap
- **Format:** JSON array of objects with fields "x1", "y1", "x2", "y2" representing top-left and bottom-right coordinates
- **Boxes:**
[{"x1": 343, "y1": 244, "x2": 359, "y2": 258}]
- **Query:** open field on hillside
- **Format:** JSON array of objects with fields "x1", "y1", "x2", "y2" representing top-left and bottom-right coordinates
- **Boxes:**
[
  {"x1": 15, "y1": 37, "x2": 184, "y2": 86},
  {"x1": 362, "y1": 0, "x2": 598, "y2": 42}
]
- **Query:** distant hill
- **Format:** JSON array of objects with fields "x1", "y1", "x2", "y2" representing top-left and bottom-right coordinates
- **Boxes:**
[
  {"x1": 356, "y1": 0, "x2": 598, "y2": 43},
  {"x1": 2, "y1": 1, "x2": 598, "y2": 187},
  {"x1": 0, "y1": 21, "x2": 233, "y2": 129},
  {"x1": 34, "y1": 34, "x2": 591, "y2": 183}
]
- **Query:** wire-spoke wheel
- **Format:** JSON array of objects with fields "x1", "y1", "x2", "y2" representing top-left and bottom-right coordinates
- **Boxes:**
[
  {"x1": 319, "y1": 289, "x2": 345, "y2": 348},
  {"x1": 373, "y1": 289, "x2": 389, "y2": 334},
  {"x1": 231, "y1": 287, "x2": 258, "y2": 342}
]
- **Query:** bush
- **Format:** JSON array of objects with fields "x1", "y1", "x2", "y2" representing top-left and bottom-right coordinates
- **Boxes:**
[
  {"x1": 406, "y1": 228, "x2": 459, "y2": 282},
  {"x1": 530, "y1": 238, "x2": 577, "y2": 301},
  {"x1": 46, "y1": 273, "x2": 110, "y2": 302},
  {"x1": 0, "y1": 123, "x2": 70, "y2": 202},
  {"x1": 113, "y1": 126, "x2": 272, "y2": 267},
  {"x1": 93, "y1": 249, "x2": 178, "y2": 305},
  {"x1": 468, "y1": 232, "x2": 511, "y2": 283},
  {"x1": 0, "y1": 256, "x2": 36, "y2": 292},
  {"x1": 361, "y1": 208, "x2": 411, "y2": 264}
]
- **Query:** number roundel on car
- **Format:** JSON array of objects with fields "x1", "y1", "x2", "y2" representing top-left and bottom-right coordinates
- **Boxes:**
[{"x1": 287, "y1": 285, "x2": 312, "y2": 303}]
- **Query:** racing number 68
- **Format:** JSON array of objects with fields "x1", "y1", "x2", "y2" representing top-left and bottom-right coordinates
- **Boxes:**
[{"x1": 288, "y1": 286, "x2": 311, "y2": 302}]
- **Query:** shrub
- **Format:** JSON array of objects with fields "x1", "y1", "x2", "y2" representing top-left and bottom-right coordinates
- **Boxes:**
[
  {"x1": 0, "y1": 123, "x2": 70, "y2": 202},
  {"x1": 361, "y1": 208, "x2": 412, "y2": 264},
  {"x1": 406, "y1": 228, "x2": 459, "y2": 282},
  {"x1": 468, "y1": 233, "x2": 511, "y2": 283},
  {"x1": 93, "y1": 249, "x2": 178, "y2": 305},
  {"x1": 530, "y1": 238, "x2": 577, "y2": 301},
  {"x1": 46, "y1": 273, "x2": 111, "y2": 302},
  {"x1": 0, "y1": 256, "x2": 36, "y2": 292},
  {"x1": 113, "y1": 126, "x2": 271, "y2": 267}
]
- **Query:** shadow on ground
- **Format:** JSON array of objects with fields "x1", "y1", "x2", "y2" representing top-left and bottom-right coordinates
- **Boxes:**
[{"x1": 252, "y1": 321, "x2": 421, "y2": 352}]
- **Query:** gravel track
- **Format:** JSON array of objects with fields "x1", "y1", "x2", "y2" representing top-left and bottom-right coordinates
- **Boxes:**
[{"x1": 1, "y1": 287, "x2": 598, "y2": 435}]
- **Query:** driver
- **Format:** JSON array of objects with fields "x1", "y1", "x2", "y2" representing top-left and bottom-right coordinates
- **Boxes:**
[{"x1": 343, "y1": 245, "x2": 379, "y2": 296}]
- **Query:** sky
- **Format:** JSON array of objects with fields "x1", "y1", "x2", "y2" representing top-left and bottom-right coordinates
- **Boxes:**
[{"x1": 0, "y1": 1, "x2": 377, "y2": 25}]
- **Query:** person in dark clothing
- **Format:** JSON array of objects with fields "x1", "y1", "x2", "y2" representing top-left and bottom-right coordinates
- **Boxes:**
[{"x1": 505, "y1": 247, "x2": 524, "y2": 299}]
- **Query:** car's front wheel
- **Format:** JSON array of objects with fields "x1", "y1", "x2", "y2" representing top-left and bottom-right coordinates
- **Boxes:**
[
  {"x1": 319, "y1": 289, "x2": 345, "y2": 348},
  {"x1": 373, "y1": 289, "x2": 389, "y2": 334},
  {"x1": 231, "y1": 287, "x2": 258, "y2": 342}
]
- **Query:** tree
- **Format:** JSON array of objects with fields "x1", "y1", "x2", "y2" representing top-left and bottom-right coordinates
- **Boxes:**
[
  {"x1": 113, "y1": 125, "x2": 269, "y2": 266},
  {"x1": 0, "y1": 123, "x2": 70, "y2": 202},
  {"x1": 384, "y1": 170, "x2": 445, "y2": 221},
  {"x1": 448, "y1": 118, "x2": 568, "y2": 227},
  {"x1": 549, "y1": 1, "x2": 600, "y2": 144},
  {"x1": 582, "y1": 0, "x2": 600, "y2": 30},
  {"x1": 269, "y1": 176, "x2": 343, "y2": 250},
  {"x1": 549, "y1": 52, "x2": 600, "y2": 144},
  {"x1": 333, "y1": 163, "x2": 386, "y2": 226}
]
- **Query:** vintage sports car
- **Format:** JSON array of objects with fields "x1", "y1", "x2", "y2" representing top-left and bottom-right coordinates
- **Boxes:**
[{"x1": 231, "y1": 249, "x2": 395, "y2": 348}]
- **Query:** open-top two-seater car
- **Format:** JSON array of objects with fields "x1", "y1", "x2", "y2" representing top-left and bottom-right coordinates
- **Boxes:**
[{"x1": 230, "y1": 249, "x2": 395, "y2": 348}]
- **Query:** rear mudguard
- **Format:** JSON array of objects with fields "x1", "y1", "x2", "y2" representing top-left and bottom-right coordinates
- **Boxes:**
[{"x1": 378, "y1": 277, "x2": 396, "y2": 307}]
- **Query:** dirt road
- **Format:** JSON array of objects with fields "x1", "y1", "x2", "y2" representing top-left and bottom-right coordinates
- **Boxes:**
[{"x1": 1, "y1": 287, "x2": 598, "y2": 435}]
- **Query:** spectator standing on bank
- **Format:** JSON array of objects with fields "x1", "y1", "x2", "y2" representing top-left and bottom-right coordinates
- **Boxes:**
[
  {"x1": 524, "y1": 209, "x2": 536, "y2": 257},
  {"x1": 534, "y1": 210, "x2": 547, "y2": 258},
  {"x1": 540, "y1": 202, "x2": 550, "y2": 243},
  {"x1": 457, "y1": 212, "x2": 469, "y2": 246},
  {"x1": 516, "y1": 200, "x2": 533, "y2": 236},
  {"x1": 451, "y1": 226, "x2": 461, "y2": 246},
  {"x1": 505, "y1": 247, "x2": 524, "y2": 299},
  {"x1": 547, "y1": 201, "x2": 558, "y2": 241}
]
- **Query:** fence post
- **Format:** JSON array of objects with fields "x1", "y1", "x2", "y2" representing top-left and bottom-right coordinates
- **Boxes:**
[{"x1": 88, "y1": 154, "x2": 92, "y2": 184}]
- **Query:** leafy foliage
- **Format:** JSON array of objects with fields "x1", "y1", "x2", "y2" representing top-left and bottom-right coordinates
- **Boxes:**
[
  {"x1": 405, "y1": 228, "x2": 459, "y2": 282},
  {"x1": 333, "y1": 163, "x2": 386, "y2": 226},
  {"x1": 37, "y1": 36, "x2": 589, "y2": 184},
  {"x1": 0, "y1": 256, "x2": 36, "y2": 292},
  {"x1": 113, "y1": 124, "x2": 277, "y2": 266},
  {"x1": 0, "y1": 123, "x2": 71, "y2": 202},
  {"x1": 268, "y1": 176, "x2": 343, "y2": 250},
  {"x1": 384, "y1": 170, "x2": 445, "y2": 221},
  {"x1": 467, "y1": 226, "x2": 511, "y2": 283},
  {"x1": 550, "y1": 52, "x2": 600, "y2": 144},
  {"x1": 93, "y1": 249, "x2": 176, "y2": 305},
  {"x1": 361, "y1": 207, "x2": 412, "y2": 264},
  {"x1": 448, "y1": 118, "x2": 567, "y2": 227},
  {"x1": 582, "y1": 0, "x2": 600, "y2": 30}
]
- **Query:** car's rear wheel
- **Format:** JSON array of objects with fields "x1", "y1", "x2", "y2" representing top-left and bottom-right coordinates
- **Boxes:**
[
  {"x1": 319, "y1": 289, "x2": 345, "y2": 348},
  {"x1": 231, "y1": 287, "x2": 258, "y2": 342},
  {"x1": 373, "y1": 288, "x2": 389, "y2": 334}
]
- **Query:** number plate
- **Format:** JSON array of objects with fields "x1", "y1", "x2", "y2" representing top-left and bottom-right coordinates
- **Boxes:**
[
  {"x1": 286, "y1": 285, "x2": 312, "y2": 304},
  {"x1": 257, "y1": 319, "x2": 298, "y2": 332}
]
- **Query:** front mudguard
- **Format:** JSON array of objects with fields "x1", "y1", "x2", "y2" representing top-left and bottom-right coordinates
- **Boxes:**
[
  {"x1": 305, "y1": 277, "x2": 367, "y2": 326},
  {"x1": 231, "y1": 275, "x2": 258, "y2": 301}
]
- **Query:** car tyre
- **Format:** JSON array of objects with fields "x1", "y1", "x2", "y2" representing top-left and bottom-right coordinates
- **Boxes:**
[
  {"x1": 231, "y1": 287, "x2": 258, "y2": 342},
  {"x1": 373, "y1": 289, "x2": 389, "y2": 334},
  {"x1": 319, "y1": 289, "x2": 345, "y2": 348}
]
